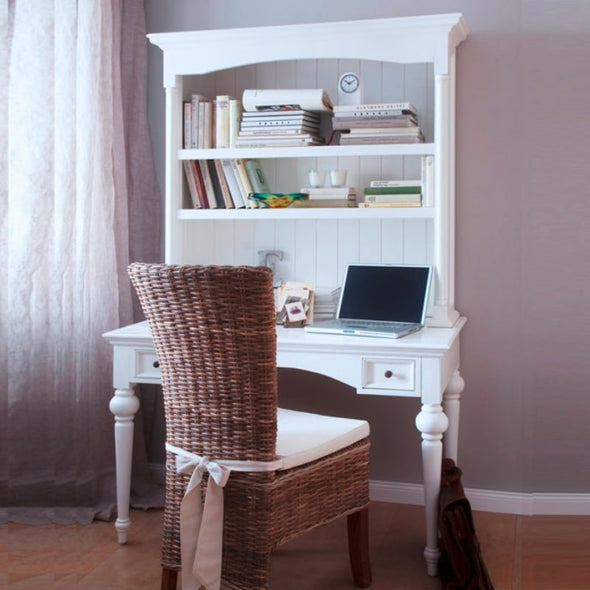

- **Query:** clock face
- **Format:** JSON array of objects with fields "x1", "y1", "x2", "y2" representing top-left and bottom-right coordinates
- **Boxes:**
[{"x1": 339, "y1": 73, "x2": 360, "y2": 94}]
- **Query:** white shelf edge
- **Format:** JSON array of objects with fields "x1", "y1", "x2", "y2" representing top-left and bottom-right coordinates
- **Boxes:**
[
  {"x1": 178, "y1": 143, "x2": 436, "y2": 160},
  {"x1": 177, "y1": 207, "x2": 435, "y2": 221}
]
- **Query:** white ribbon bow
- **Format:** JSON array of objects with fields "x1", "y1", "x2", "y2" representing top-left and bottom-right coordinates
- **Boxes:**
[{"x1": 167, "y1": 443, "x2": 284, "y2": 590}]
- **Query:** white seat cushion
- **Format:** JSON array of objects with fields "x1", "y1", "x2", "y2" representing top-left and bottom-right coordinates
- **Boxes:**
[{"x1": 276, "y1": 408, "x2": 370, "y2": 471}]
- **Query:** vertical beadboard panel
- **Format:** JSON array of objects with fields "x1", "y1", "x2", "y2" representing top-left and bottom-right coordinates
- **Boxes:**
[
  {"x1": 274, "y1": 219, "x2": 296, "y2": 283},
  {"x1": 359, "y1": 60, "x2": 382, "y2": 103},
  {"x1": 276, "y1": 59, "x2": 297, "y2": 88},
  {"x1": 294, "y1": 219, "x2": 317, "y2": 283},
  {"x1": 315, "y1": 219, "x2": 339, "y2": 290},
  {"x1": 337, "y1": 219, "x2": 360, "y2": 282},
  {"x1": 380, "y1": 219, "x2": 405, "y2": 263},
  {"x1": 233, "y1": 220, "x2": 257, "y2": 266},
  {"x1": 403, "y1": 219, "x2": 428, "y2": 264},
  {"x1": 382, "y1": 62, "x2": 405, "y2": 102},
  {"x1": 359, "y1": 219, "x2": 382, "y2": 262}
]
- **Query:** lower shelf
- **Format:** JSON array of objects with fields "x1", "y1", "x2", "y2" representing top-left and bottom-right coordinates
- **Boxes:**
[{"x1": 177, "y1": 206, "x2": 435, "y2": 220}]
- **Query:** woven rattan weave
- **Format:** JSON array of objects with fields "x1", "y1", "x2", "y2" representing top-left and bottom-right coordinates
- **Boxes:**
[{"x1": 128, "y1": 263, "x2": 371, "y2": 589}]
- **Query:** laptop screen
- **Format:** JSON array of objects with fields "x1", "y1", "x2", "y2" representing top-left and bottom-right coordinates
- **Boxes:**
[{"x1": 337, "y1": 264, "x2": 432, "y2": 323}]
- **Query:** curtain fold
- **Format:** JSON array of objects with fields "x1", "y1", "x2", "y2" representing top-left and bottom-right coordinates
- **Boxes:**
[{"x1": 4, "y1": 0, "x2": 162, "y2": 524}]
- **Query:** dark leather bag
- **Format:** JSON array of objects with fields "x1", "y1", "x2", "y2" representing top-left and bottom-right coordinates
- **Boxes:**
[{"x1": 439, "y1": 458, "x2": 494, "y2": 590}]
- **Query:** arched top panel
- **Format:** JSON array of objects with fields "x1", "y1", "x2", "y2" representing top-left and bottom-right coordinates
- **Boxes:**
[{"x1": 149, "y1": 13, "x2": 467, "y2": 86}]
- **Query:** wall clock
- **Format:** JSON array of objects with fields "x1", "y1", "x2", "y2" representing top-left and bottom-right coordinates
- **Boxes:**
[{"x1": 337, "y1": 72, "x2": 362, "y2": 106}]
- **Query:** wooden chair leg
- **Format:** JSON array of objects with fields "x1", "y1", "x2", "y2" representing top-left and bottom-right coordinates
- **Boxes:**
[
  {"x1": 347, "y1": 507, "x2": 372, "y2": 587},
  {"x1": 161, "y1": 567, "x2": 178, "y2": 590}
]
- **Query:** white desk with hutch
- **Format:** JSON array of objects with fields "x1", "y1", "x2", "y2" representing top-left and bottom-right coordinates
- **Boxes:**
[{"x1": 104, "y1": 14, "x2": 468, "y2": 577}]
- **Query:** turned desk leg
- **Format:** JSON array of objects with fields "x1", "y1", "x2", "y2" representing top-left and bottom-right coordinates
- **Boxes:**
[
  {"x1": 109, "y1": 386, "x2": 140, "y2": 545},
  {"x1": 442, "y1": 370, "x2": 465, "y2": 462},
  {"x1": 415, "y1": 403, "x2": 448, "y2": 577}
]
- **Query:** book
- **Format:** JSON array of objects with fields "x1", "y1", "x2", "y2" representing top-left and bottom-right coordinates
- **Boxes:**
[
  {"x1": 206, "y1": 159, "x2": 227, "y2": 208},
  {"x1": 183, "y1": 160, "x2": 201, "y2": 207},
  {"x1": 242, "y1": 89, "x2": 333, "y2": 112},
  {"x1": 238, "y1": 126, "x2": 319, "y2": 136},
  {"x1": 363, "y1": 194, "x2": 421, "y2": 204},
  {"x1": 228, "y1": 99, "x2": 242, "y2": 148},
  {"x1": 333, "y1": 110, "x2": 416, "y2": 120},
  {"x1": 215, "y1": 95, "x2": 231, "y2": 148},
  {"x1": 339, "y1": 135, "x2": 424, "y2": 145},
  {"x1": 191, "y1": 160, "x2": 209, "y2": 208},
  {"x1": 197, "y1": 160, "x2": 219, "y2": 208},
  {"x1": 347, "y1": 126, "x2": 423, "y2": 136},
  {"x1": 191, "y1": 94, "x2": 209, "y2": 148},
  {"x1": 244, "y1": 159, "x2": 271, "y2": 193},
  {"x1": 214, "y1": 160, "x2": 235, "y2": 208},
  {"x1": 300, "y1": 187, "x2": 356, "y2": 199},
  {"x1": 364, "y1": 186, "x2": 422, "y2": 195},
  {"x1": 332, "y1": 116, "x2": 417, "y2": 130},
  {"x1": 183, "y1": 102, "x2": 192, "y2": 149},
  {"x1": 333, "y1": 101, "x2": 417, "y2": 115},
  {"x1": 291, "y1": 198, "x2": 357, "y2": 208},
  {"x1": 220, "y1": 159, "x2": 246, "y2": 208},
  {"x1": 369, "y1": 179, "x2": 421, "y2": 188},
  {"x1": 232, "y1": 159, "x2": 255, "y2": 208},
  {"x1": 234, "y1": 135, "x2": 325, "y2": 148},
  {"x1": 242, "y1": 109, "x2": 320, "y2": 120},
  {"x1": 358, "y1": 201, "x2": 422, "y2": 208}
]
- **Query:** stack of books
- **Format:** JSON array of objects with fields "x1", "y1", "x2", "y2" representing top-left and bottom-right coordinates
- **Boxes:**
[
  {"x1": 334, "y1": 102, "x2": 424, "y2": 145},
  {"x1": 359, "y1": 180, "x2": 422, "y2": 208},
  {"x1": 183, "y1": 158, "x2": 271, "y2": 209},
  {"x1": 292, "y1": 186, "x2": 357, "y2": 208},
  {"x1": 235, "y1": 89, "x2": 332, "y2": 148}
]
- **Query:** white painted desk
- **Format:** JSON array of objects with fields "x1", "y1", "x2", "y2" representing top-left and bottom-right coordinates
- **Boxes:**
[{"x1": 103, "y1": 318, "x2": 466, "y2": 576}]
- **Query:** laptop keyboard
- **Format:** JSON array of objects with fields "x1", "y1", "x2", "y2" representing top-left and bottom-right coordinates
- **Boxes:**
[{"x1": 343, "y1": 320, "x2": 410, "y2": 329}]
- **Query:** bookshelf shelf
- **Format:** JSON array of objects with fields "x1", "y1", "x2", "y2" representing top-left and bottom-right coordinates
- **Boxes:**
[
  {"x1": 177, "y1": 206, "x2": 435, "y2": 221},
  {"x1": 178, "y1": 143, "x2": 436, "y2": 161}
]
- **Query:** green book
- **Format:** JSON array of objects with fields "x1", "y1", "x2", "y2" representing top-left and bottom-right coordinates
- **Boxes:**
[
  {"x1": 363, "y1": 185, "x2": 421, "y2": 195},
  {"x1": 244, "y1": 159, "x2": 271, "y2": 193}
]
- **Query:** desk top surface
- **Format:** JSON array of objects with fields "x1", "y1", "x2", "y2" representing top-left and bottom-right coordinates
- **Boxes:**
[{"x1": 104, "y1": 318, "x2": 466, "y2": 354}]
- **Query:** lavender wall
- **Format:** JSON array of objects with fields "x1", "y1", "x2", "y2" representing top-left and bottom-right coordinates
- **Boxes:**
[{"x1": 144, "y1": 0, "x2": 590, "y2": 494}]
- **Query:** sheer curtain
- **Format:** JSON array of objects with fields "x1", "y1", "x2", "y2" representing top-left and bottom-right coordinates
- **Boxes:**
[{"x1": 4, "y1": 0, "x2": 162, "y2": 523}]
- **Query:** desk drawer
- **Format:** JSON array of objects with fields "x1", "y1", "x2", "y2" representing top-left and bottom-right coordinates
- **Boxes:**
[
  {"x1": 360, "y1": 357, "x2": 420, "y2": 396},
  {"x1": 133, "y1": 350, "x2": 161, "y2": 381}
]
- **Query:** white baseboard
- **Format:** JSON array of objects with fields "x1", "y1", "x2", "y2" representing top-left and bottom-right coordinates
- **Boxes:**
[
  {"x1": 369, "y1": 479, "x2": 590, "y2": 516},
  {"x1": 150, "y1": 464, "x2": 590, "y2": 516}
]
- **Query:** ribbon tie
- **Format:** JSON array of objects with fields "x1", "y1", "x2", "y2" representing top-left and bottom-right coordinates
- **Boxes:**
[{"x1": 167, "y1": 443, "x2": 283, "y2": 590}]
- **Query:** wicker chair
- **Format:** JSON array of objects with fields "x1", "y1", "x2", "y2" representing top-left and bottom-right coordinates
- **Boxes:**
[{"x1": 128, "y1": 263, "x2": 371, "y2": 590}]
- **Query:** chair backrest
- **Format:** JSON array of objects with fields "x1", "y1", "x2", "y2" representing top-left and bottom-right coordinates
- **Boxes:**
[{"x1": 128, "y1": 263, "x2": 278, "y2": 463}]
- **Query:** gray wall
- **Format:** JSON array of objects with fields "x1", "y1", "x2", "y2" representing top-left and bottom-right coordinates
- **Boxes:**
[{"x1": 144, "y1": 0, "x2": 590, "y2": 494}]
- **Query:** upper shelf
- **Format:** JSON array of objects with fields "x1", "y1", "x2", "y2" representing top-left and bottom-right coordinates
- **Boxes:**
[
  {"x1": 179, "y1": 143, "x2": 436, "y2": 161},
  {"x1": 148, "y1": 14, "x2": 468, "y2": 84}
]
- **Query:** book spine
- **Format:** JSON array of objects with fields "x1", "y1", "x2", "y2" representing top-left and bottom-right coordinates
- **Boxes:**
[
  {"x1": 206, "y1": 159, "x2": 227, "y2": 208},
  {"x1": 183, "y1": 102, "x2": 192, "y2": 149},
  {"x1": 191, "y1": 160, "x2": 209, "y2": 209},
  {"x1": 191, "y1": 95, "x2": 206, "y2": 148},
  {"x1": 369, "y1": 180, "x2": 421, "y2": 188},
  {"x1": 228, "y1": 99, "x2": 242, "y2": 148},
  {"x1": 244, "y1": 159, "x2": 271, "y2": 193},
  {"x1": 333, "y1": 101, "x2": 416, "y2": 114},
  {"x1": 182, "y1": 160, "x2": 201, "y2": 208},
  {"x1": 363, "y1": 194, "x2": 421, "y2": 203},
  {"x1": 230, "y1": 159, "x2": 252, "y2": 208},
  {"x1": 214, "y1": 160, "x2": 235, "y2": 208},
  {"x1": 220, "y1": 159, "x2": 246, "y2": 208},
  {"x1": 242, "y1": 89, "x2": 333, "y2": 112},
  {"x1": 198, "y1": 160, "x2": 218, "y2": 208},
  {"x1": 358, "y1": 202, "x2": 422, "y2": 208},
  {"x1": 364, "y1": 186, "x2": 422, "y2": 195},
  {"x1": 233, "y1": 159, "x2": 255, "y2": 208},
  {"x1": 215, "y1": 95, "x2": 230, "y2": 148}
]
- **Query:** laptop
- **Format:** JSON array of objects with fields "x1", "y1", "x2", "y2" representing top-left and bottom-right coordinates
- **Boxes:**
[{"x1": 305, "y1": 263, "x2": 432, "y2": 339}]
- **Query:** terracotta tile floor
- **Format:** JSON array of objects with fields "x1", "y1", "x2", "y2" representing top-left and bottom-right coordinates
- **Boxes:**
[{"x1": 4, "y1": 502, "x2": 590, "y2": 589}]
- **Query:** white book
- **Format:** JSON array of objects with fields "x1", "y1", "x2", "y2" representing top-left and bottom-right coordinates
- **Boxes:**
[
  {"x1": 369, "y1": 180, "x2": 421, "y2": 188},
  {"x1": 183, "y1": 102, "x2": 192, "y2": 149},
  {"x1": 190, "y1": 94, "x2": 209, "y2": 148},
  {"x1": 333, "y1": 101, "x2": 416, "y2": 115},
  {"x1": 230, "y1": 159, "x2": 254, "y2": 208},
  {"x1": 364, "y1": 193, "x2": 421, "y2": 203},
  {"x1": 215, "y1": 95, "x2": 231, "y2": 148},
  {"x1": 242, "y1": 89, "x2": 333, "y2": 112},
  {"x1": 220, "y1": 159, "x2": 246, "y2": 208},
  {"x1": 228, "y1": 99, "x2": 242, "y2": 148}
]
